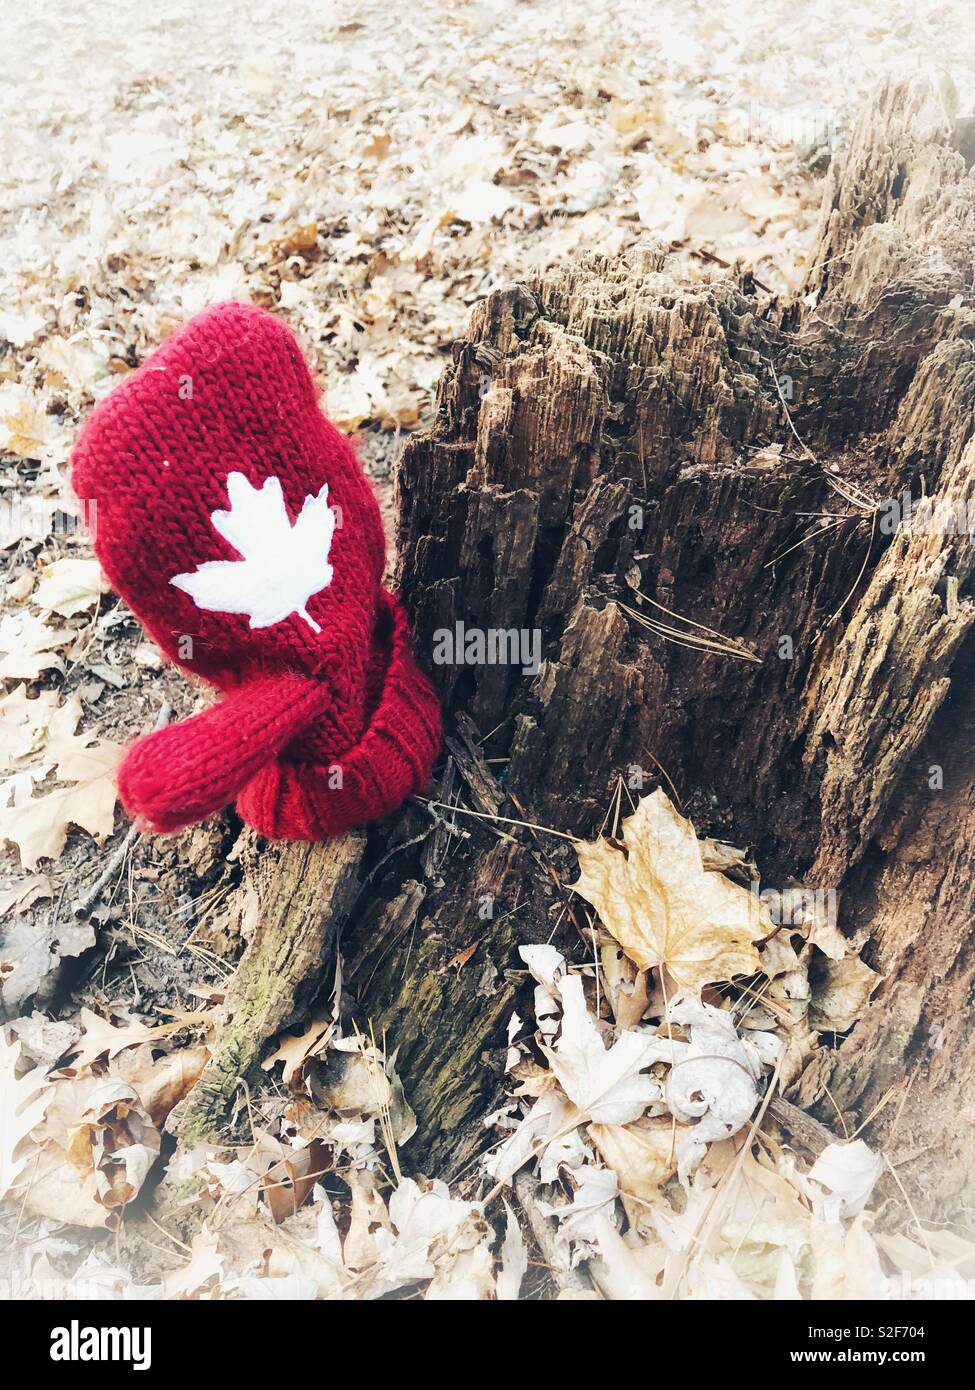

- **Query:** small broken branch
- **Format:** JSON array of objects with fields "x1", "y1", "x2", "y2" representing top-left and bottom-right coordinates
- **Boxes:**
[{"x1": 514, "y1": 1170, "x2": 596, "y2": 1298}]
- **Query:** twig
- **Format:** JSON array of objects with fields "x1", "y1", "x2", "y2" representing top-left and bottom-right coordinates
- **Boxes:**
[
  {"x1": 72, "y1": 700, "x2": 171, "y2": 920},
  {"x1": 766, "y1": 1094, "x2": 837, "y2": 1157},
  {"x1": 690, "y1": 246, "x2": 773, "y2": 294},
  {"x1": 513, "y1": 1171, "x2": 596, "y2": 1297}
]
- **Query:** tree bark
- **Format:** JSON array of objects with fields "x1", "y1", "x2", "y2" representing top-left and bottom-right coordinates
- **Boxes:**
[
  {"x1": 167, "y1": 834, "x2": 365, "y2": 1144},
  {"x1": 177, "y1": 75, "x2": 975, "y2": 1219}
]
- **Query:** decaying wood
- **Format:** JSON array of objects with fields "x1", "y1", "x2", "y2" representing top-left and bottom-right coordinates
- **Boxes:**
[
  {"x1": 169, "y1": 833, "x2": 365, "y2": 1145},
  {"x1": 178, "y1": 75, "x2": 975, "y2": 1219},
  {"x1": 766, "y1": 1096, "x2": 838, "y2": 1159}
]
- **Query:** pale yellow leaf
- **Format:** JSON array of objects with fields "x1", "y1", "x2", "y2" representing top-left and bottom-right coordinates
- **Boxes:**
[
  {"x1": 0, "y1": 612, "x2": 67, "y2": 681},
  {"x1": 810, "y1": 1213, "x2": 888, "y2": 1299},
  {"x1": 589, "y1": 1115, "x2": 680, "y2": 1209},
  {"x1": 572, "y1": 789, "x2": 769, "y2": 995},
  {"x1": 33, "y1": 558, "x2": 107, "y2": 618},
  {"x1": 164, "y1": 1226, "x2": 225, "y2": 1299}
]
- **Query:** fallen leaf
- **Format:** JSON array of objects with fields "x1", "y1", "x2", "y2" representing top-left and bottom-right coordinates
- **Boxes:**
[
  {"x1": 262, "y1": 1013, "x2": 332, "y2": 1088},
  {"x1": 363, "y1": 132, "x2": 392, "y2": 160},
  {"x1": 589, "y1": 1115, "x2": 680, "y2": 1210},
  {"x1": 0, "y1": 686, "x2": 61, "y2": 774},
  {"x1": 0, "y1": 716, "x2": 122, "y2": 868},
  {"x1": 0, "y1": 611, "x2": 67, "y2": 680},
  {"x1": 642, "y1": 1000, "x2": 764, "y2": 1182},
  {"x1": 26, "y1": 1075, "x2": 161, "y2": 1226},
  {"x1": 573, "y1": 789, "x2": 769, "y2": 995},
  {"x1": 0, "y1": 306, "x2": 45, "y2": 347},
  {"x1": 21, "y1": 1140, "x2": 109, "y2": 1227},
  {"x1": 0, "y1": 385, "x2": 56, "y2": 458},
  {"x1": 270, "y1": 223, "x2": 319, "y2": 256},
  {"x1": 447, "y1": 941, "x2": 478, "y2": 972},
  {"x1": 0, "y1": 919, "x2": 96, "y2": 1015},
  {"x1": 450, "y1": 180, "x2": 514, "y2": 224},
  {"x1": 808, "y1": 1139, "x2": 884, "y2": 1218},
  {"x1": 809, "y1": 955, "x2": 881, "y2": 1033},
  {"x1": 8, "y1": 1012, "x2": 81, "y2": 1067},
  {"x1": 542, "y1": 973, "x2": 660, "y2": 1125},
  {"x1": 537, "y1": 1163, "x2": 619, "y2": 1243},
  {"x1": 113, "y1": 1043, "x2": 210, "y2": 1126},
  {"x1": 483, "y1": 1089, "x2": 581, "y2": 1186},
  {"x1": 590, "y1": 1214, "x2": 666, "y2": 1299},
  {"x1": 164, "y1": 1226, "x2": 225, "y2": 1299},
  {"x1": 33, "y1": 558, "x2": 107, "y2": 617},
  {"x1": 0, "y1": 873, "x2": 53, "y2": 915},
  {"x1": 809, "y1": 1213, "x2": 887, "y2": 1299},
  {"x1": 496, "y1": 1200, "x2": 527, "y2": 1300},
  {"x1": 342, "y1": 1168, "x2": 390, "y2": 1272},
  {"x1": 65, "y1": 1007, "x2": 204, "y2": 1074},
  {"x1": 598, "y1": 943, "x2": 649, "y2": 1030},
  {"x1": 273, "y1": 1143, "x2": 332, "y2": 1224},
  {"x1": 0, "y1": 1031, "x2": 52, "y2": 1200}
]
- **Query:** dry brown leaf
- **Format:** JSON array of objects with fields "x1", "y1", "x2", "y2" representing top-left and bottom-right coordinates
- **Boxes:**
[
  {"x1": 112, "y1": 1043, "x2": 210, "y2": 1125},
  {"x1": 0, "y1": 872, "x2": 53, "y2": 915},
  {"x1": 25, "y1": 1075, "x2": 160, "y2": 1227},
  {"x1": 264, "y1": 1224, "x2": 346, "y2": 1296},
  {"x1": 262, "y1": 1013, "x2": 332, "y2": 1088},
  {"x1": 447, "y1": 941, "x2": 478, "y2": 972},
  {"x1": 22, "y1": 1138, "x2": 108, "y2": 1227},
  {"x1": 809, "y1": 956, "x2": 881, "y2": 1034},
  {"x1": 9, "y1": 1012, "x2": 81, "y2": 1067},
  {"x1": 262, "y1": 1138, "x2": 330, "y2": 1224},
  {"x1": 0, "y1": 391, "x2": 54, "y2": 457},
  {"x1": 0, "y1": 612, "x2": 67, "y2": 681},
  {"x1": 0, "y1": 733, "x2": 122, "y2": 868},
  {"x1": 363, "y1": 132, "x2": 392, "y2": 160},
  {"x1": 1, "y1": 918, "x2": 96, "y2": 1016},
  {"x1": 598, "y1": 943, "x2": 649, "y2": 1029},
  {"x1": 32, "y1": 558, "x2": 107, "y2": 617},
  {"x1": 573, "y1": 789, "x2": 770, "y2": 995},
  {"x1": 269, "y1": 223, "x2": 319, "y2": 257},
  {"x1": 66, "y1": 1007, "x2": 207, "y2": 1074},
  {"x1": 0, "y1": 685, "x2": 61, "y2": 774},
  {"x1": 343, "y1": 1168, "x2": 390, "y2": 1271}
]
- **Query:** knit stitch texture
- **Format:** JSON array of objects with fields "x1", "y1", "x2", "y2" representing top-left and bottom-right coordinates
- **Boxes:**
[{"x1": 72, "y1": 302, "x2": 442, "y2": 838}]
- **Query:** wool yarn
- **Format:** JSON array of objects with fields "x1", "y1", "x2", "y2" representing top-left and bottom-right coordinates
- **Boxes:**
[{"x1": 72, "y1": 302, "x2": 441, "y2": 839}]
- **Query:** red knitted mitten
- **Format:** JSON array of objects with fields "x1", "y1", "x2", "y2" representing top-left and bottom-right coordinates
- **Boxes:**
[{"x1": 72, "y1": 302, "x2": 442, "y2": 839}]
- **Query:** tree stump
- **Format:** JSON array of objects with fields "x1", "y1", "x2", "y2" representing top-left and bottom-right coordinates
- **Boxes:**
[{"x1": 177, "y1": 75, "x2": 975, "y2": 1219}]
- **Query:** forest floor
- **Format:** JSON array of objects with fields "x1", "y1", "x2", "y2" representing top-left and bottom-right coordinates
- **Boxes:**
[{"x1": 2, "y1": 0, "x2": 975, "y2": 1301}]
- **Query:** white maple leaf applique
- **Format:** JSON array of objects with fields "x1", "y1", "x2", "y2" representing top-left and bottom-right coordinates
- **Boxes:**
[{"x1": 171, "y1": 472, "x2": 336, "y2": 633}]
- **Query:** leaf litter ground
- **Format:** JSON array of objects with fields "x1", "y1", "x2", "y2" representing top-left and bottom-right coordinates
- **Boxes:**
[{"x1": 3, "y1": 0, "x2": 975, "y2": 1302}]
